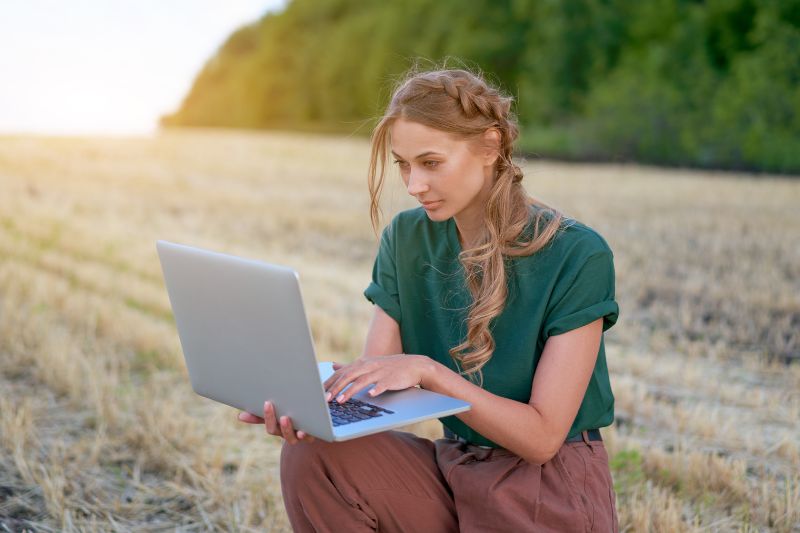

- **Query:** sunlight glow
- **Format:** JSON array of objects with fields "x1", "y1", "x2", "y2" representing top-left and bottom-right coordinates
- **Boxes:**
[{"x1": 0, "y1": 0, "x2": 286, "y2": 136}]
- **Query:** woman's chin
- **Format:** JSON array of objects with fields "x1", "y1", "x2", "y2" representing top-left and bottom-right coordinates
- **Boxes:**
[
  {"x1": 423, "y1": 209, "x2": 451, "y2": 222},
  {"x1": 421, "y1": 201, "x2": 451, "y2": 221}
]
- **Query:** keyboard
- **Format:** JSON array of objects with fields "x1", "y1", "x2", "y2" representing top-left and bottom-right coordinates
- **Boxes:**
[{"x1": 329, "y1": 397, "x2": 394, "y2": 427}]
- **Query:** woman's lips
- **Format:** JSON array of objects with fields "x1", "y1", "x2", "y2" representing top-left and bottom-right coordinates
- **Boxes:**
[{"x1": 422, "y1": 200, "x2": 443, "y2": 210}]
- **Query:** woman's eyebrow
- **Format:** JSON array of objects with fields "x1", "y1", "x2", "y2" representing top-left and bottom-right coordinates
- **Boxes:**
[{"x1": 391, "y1": 150, "x2": 444, "y2": 160}]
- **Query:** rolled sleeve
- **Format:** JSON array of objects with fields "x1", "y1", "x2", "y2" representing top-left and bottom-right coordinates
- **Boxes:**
[
  {"x1": 542, "y1": 249, "x2": 619, "y2": 341},
  {"x1": 363, "y1": 225, "x2": 402, "y2": 324}
]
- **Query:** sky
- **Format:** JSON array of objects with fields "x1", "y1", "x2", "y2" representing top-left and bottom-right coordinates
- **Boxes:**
[{"x1": 0, "y1": 0, "x2": 287, "y2": 136}]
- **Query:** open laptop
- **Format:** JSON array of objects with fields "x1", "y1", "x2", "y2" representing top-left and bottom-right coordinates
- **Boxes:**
[{"x1": 156, "y1": 240, "x2": 470, "y2": 442}]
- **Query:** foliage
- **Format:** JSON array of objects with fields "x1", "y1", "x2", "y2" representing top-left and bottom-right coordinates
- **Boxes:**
[{"x1": 161, "y1": 0, "x2": 800, "y2": 173}]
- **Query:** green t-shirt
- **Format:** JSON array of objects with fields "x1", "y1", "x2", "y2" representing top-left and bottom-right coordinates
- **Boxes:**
[{"x1": 364, "y1": 206, "x2": 619, "y2": 447}]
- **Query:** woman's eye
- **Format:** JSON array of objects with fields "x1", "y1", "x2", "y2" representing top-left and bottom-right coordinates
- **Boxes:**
[{"x1": 424, "y1": 160, "x2": 439, "y2": 168}]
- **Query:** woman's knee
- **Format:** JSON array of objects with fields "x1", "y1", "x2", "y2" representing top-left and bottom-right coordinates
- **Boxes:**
[
  {"x1": 280, "y1": 431, "x2": 419, "y2": 482},
  {"x1": 280, "y1": 438, "x2": 329, "y2": 480},
  {"x1": 280, "y1": 435, "x2": 369, "y2": 481}
]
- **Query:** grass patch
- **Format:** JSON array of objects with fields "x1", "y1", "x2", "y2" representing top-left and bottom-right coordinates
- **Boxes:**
[{"x1": 610, "y1": 448, "x2": 645, "y2": 496}]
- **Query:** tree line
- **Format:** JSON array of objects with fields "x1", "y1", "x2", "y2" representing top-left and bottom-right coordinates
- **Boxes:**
[{"x1": 161, "y1": 0, "x2": 800, "y2": 174}]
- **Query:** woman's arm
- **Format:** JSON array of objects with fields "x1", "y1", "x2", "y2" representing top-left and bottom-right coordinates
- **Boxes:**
[
  {"x1": 325, "y1": 308, "x2": 603, "y2": 464},
  {"x1": 362, "y1": 305, "x2": 403, "y2": 356},
  {"x1": 422, "y1": 318, "x2": 603, "y2": 464}
]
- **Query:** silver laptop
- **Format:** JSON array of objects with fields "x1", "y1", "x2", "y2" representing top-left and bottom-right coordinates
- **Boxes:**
[{"x1": 156, "y1": 240, "x2": 470, "y2": 442}]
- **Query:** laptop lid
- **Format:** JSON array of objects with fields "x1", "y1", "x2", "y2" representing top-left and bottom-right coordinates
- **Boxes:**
[{"x1": 156, "y1": 240, "x2": 335, "y2": 441}]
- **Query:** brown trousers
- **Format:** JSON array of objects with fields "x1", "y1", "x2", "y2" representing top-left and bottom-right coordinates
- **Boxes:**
[{"x1": 280, "y1": 430, "x2": 618, "y2": 532}]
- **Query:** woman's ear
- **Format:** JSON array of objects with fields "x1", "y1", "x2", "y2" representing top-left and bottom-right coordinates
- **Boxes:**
[{"x1": 481, "y1": 128, "x2": 502, "y2": 166}]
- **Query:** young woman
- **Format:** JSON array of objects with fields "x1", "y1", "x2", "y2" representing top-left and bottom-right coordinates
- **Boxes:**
[{"x1": 239, "y1": 67, "x2": 620, "y2": 532}]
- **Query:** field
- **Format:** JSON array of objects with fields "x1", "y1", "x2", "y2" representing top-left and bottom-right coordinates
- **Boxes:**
[{"x1": 0, "y1": 128, "x2": 798, "y2": 532}]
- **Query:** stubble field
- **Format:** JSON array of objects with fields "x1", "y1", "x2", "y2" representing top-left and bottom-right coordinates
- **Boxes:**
[{"x1": 0, "y1": 128, "x2": 798, "y2": 532}]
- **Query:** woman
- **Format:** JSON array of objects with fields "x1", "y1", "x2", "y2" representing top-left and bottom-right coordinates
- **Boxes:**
[{"x1": 239, "y1": 67, "x2": 620, "y2": 532}]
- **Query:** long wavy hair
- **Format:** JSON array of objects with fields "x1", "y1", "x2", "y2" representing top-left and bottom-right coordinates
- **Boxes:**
[{"x1": 367, "y1": 66, "x2": 565, "y2": 384}]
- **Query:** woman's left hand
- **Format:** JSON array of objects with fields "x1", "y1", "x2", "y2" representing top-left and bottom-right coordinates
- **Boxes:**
[{"x1": 323, "y1": 354, "x2": 434, "y2": 404}]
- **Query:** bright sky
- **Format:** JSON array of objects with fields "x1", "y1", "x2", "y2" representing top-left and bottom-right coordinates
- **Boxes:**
[{"x1": 0, "y1": 0, "x2": 287, "y2": 136}]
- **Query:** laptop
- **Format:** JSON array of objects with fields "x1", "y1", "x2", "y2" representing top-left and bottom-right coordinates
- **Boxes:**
[{"x1": 156, "y1": 240, "x2": 471, "y2": 442}]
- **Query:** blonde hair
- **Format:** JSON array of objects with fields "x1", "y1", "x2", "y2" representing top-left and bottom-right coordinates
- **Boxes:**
[{"x1": 368, "y1": 65, "x2": 564, "y2": 384}]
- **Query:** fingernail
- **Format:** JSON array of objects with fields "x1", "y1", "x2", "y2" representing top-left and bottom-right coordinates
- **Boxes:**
[
  {"x1": 264, "y1": 401, "x2": 269, "y2": 409},
  {"x1": 336, "y1": 394, "x2": 344, "y2": 403},
  {"x1": 325, "y1": 392, "x2": 331, "y2": 402}
]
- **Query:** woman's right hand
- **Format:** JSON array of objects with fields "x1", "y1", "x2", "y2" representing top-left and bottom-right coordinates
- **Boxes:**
[{"x1": 237, "y1": 401, "x2": 315, "y2": 444}]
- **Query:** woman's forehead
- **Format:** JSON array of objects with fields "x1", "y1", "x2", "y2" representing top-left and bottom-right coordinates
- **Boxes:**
[{"x1": 389, "y1": 119, "x2": 462, "y2": 157}]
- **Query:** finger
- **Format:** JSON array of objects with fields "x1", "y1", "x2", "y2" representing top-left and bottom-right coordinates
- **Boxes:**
[
  {"x1": 323, "y1": 361, "x2": 358, "y2": 391},
  {"x1": 238, "y1": 411, "x2": 265, "y2": 424},
  {"x1": 368, "y1": 383, "x2": 386, "y2": 397},
  {"x1": 324, "y1": 370, "x2": 350, "y2": 401},
  {"x1": 263, "y1": 402, "x2": 280, "y2": 436},
  {"x1": 297, "y1": 431, "x2": 316, "y2": 443},
  {"x1": 338, "y1": 374, "x2": 379, "y2": 403},
  {"x1": 322, "y1": 372, "x2": 341, "y2": 394},
  {"x1": 327, "y1": 373, "x2": 356, "y2": 403},
  {"x1": 323, "y1": 364, "x2": 349, "y2": 392},
  {"x1": 280, "y1": 416, "x2": 299, "y2": 445},
  {"x1": 327, "y1": 366, "x2": 373, "y2": 402}
]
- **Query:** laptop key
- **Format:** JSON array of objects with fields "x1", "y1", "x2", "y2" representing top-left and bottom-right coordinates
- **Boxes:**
[{"x1": 329, "y1": 398, "x2": 388, "y2": 426}]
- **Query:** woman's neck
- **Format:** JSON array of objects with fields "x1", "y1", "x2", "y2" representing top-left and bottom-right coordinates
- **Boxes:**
[{"x1": 454, "y1": 213, "x2": 484, "y2": 249}]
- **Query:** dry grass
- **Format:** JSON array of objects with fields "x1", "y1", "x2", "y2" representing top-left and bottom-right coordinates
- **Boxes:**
[{"x1": 0, "y1": 128, "x2": 798, "y2": 531}]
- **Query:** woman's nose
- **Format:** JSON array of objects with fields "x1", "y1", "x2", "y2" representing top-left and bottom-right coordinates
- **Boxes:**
[{"x1": 406, "y1": 170, "x2": 429, "y2": 196}]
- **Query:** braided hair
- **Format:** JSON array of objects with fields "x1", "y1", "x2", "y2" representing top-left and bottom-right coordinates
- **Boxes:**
[{"x1": 367, "y1": 67, "x2": 564, "y2": 384}]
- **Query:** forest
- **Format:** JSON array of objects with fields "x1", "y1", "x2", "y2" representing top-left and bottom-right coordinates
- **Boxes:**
[{"x1": 161, "y1": 0, "x2": 800, "y2": 174}]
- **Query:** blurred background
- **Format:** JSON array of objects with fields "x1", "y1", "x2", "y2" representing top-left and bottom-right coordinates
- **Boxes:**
[
  {"x1": 1, "y1": 1, "x2": 798, "y2": 531},
  {"x1": 159, "y1": 0, "x2": 800, "y2": 173}
]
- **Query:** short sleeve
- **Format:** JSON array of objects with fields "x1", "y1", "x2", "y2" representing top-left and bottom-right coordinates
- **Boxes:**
[
  {"x1": 542, "y1": 249, "x2": 619, "y2": 341},
  {"x1": 363, "y1": 224, "x2": 402, "y2": 324}
]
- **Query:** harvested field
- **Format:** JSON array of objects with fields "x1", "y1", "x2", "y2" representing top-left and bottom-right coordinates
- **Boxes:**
[{"x1": 0, "y1": 128, "x2": 798, "y2": 531}]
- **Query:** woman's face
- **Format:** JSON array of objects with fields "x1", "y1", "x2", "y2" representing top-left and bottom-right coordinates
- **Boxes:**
[{"x1": 389, "y1": 118, "x2": 498, "y2": 225}]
